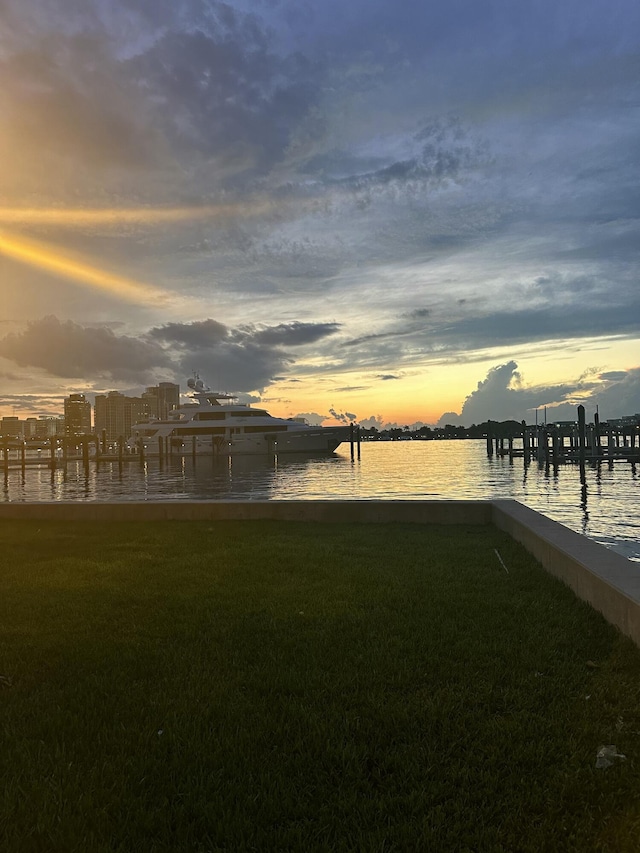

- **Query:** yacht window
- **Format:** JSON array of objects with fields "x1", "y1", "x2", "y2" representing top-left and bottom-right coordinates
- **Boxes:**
[
  {"x1": 194, "y1": 412, "x2": 226, "y2": 420},
  {"x1": 244, "y1": 425, "x2": 285, "y2": 433},
  {"x1": 172, "y1": 426, "x2": 226, "y2": 436}
]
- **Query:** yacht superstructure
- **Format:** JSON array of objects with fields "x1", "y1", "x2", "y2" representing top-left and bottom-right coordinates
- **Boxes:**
[{"x1": 129, "y1": 378, "x2": 350, "y2": 456}]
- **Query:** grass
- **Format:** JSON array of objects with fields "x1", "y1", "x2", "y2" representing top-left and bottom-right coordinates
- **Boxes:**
[{"x1": 2, "y1": 519, "x2": 640, "y2": 852}]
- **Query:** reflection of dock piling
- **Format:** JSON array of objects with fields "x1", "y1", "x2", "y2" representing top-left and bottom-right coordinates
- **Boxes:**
[
  {"x1": 2, "y1": 425, "x2": 360, "y2": 477},
  {"x1": 350, "y1": 423, "x2": 361, "y2": 461},
  {"x1": 486, "y1": 408, "x2": 640, "y2": 466}
]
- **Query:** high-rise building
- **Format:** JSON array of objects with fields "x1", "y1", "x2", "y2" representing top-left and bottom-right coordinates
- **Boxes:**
[
  {"x1": 35, "y1": 416, "x2": 64, "y2": 438},
  {"x1": 142, "y1": 382, "x2": 180, "y2": 420},
  {"x1": 94, "y1": 392, "x2": 148, "y2": 441},
  {"x1": 0, "y1": 416, "x2": 63, "y2": 439},
  {"x1": 158, "y1": 382, "x2": 180, "y2": 417},
  {"x1": 0, "y1": 416, "x2": 22, "y2": 438},
  {"x1": 64, "y1": 393, "x2": 92, "y2": 436},
  {"x1": 141, "y1": 387, "x2": 160, "y2": 420}
]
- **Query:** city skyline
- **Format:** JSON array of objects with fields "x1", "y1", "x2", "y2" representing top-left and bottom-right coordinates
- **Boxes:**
[
  {"x1": 2, "y1": 378, "x2": 638, "y2": 435},
  {"x1": 0, "y1": 381, "x2": 181, "y2": 438},
  {"x1": 0, "y1": 1, "x2": 639, "y2": 428}
]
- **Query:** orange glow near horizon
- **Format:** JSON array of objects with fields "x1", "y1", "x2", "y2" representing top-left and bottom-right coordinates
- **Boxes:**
[{"x1": 0, "y1": 230, "x2": 170, "y2": 305}]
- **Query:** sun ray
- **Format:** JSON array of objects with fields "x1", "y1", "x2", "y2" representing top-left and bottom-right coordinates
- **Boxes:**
[
  {"x1": 0, "y1": 201, "x2": 276, "y2": 227},
  {"x1": 0, "y1": 230, "x2": 171, "y2": 305}
]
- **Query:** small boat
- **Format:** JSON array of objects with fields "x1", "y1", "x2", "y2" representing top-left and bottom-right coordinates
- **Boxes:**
[{"x1": 129, "y1": 377, "x2": 351, "y2": 456}]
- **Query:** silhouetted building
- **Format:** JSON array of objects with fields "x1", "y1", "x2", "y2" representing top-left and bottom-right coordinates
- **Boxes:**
[
  {"x1": 1, "y1": 415, "x2": 63, "y2": 439},
  {"x1": 94, "y1": 392, "x2": 148, "y2": 441},
  {"x1": 64, "y1": 393, "x2": 92, "y2": 436},
  {"x1": 0, "y1": 416, "x2": 21, "y2": 438},
  {"x1": 142, "y1": 382, "x2": 180, "y2": 419},
  {"x1": 35, "y1": 417, "x2": 64, "y2": 438}
]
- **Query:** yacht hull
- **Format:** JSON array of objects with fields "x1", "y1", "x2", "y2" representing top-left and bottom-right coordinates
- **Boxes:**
[{"x1": 138, "y1": 427, "x2": 351, "y2": 457}]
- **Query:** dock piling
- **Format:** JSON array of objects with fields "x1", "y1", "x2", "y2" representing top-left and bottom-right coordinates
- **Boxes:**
[
  {"x1": 577, "y1": 405, "x2": 586, "y2": 467},
  {"x1": 486, "y1": 421, "x2": 493, "y2": 456}
]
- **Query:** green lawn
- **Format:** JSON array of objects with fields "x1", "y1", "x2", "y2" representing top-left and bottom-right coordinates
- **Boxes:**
[{"x1": 2, "y1": 519, "x2": 640, "y2": 852}]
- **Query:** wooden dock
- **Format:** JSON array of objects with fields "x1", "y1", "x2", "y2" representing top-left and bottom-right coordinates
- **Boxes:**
[
  {"x1": 2, "y1": 427, "x2": 362, "y2": 475},
  {"x1": 486, "y1": 406, "x2": 640, "y2": 466},
  {"x1": 1, "y1": 435, "x2": 138, "y2": 475}
]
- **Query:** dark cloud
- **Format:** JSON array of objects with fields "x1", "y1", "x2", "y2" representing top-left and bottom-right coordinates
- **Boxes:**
[
  {"x1": 0, "y1": 316, "x2": 169, "y2": 381},
  {"x1": 248, "y1": 322, "x2": 341, "y2": 347},
  {"x1": 174, "y1": 341, "x2": 292, "y2": 393},
  {"x1": 0, "y1": 314, "x2": 340, "y2": 394},
  {"x1": 340, "y1": 308, "x2": 437, "y2": 358},
  {"x1": 402, "y1": 309, "x2": 431, "y2": 320},
  {"x1": 127, "y1": 23, "x2": 319, "y2": 177},
  {"x1": 0, "y1": 394, "x2": 66, "y2": 416},
  {"x1": 0, "y1": 1, "x2": 324, "y2": 202},
  {"x1": 149, "y1": 319, "x2": 229, "y2": 347},
  {"x1": 595, "y1": 368, "x2": 640, "y2": 419},
  {"x1": 377, "y1": 374, "x2": 401, "y2": 381},
  {"x1": 457, "y1": 361, "x2": 528, "y2": 424},
  {"x1": 339, "y1": 287, "x2": 640, "y2": 375},
  {"x1": 149, "y1": 319, "x2": 340, "y2": 347},
  {"x1": 148, "y1": 318, "x2": 341, "y2": 392},
  {"x1": 599, "y1": 371, "x2": 628, "y2": 382},
  {"x1": 329, "y1": 407, "x2": 357, "y2": 424},
  {"x1": 342, "y1": 331, "x2": 405, "y2": 349},
  {"x1": 0, "y1": 31, "x2": 163, "y2": 187},
  {"x1": 433, "y1": 302, "x2": 640, "y2": 353}
]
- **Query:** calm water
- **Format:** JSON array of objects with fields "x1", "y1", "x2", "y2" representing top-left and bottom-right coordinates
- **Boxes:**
[{"x1": 2, "y1": 440, "x2": 639, "y2": 561}]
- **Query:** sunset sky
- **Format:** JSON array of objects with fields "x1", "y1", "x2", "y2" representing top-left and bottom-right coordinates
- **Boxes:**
[{"x1": 1, "y1": 0, "x2": 639, "y2": 428}]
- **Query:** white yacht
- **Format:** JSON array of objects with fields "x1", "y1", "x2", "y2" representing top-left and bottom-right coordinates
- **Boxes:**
[{"x1": 129, "y1": 378, "x2": 352, "y2": 456}]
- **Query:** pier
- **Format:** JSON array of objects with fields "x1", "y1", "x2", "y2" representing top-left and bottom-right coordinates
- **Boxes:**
[
  {"x1": 486, "y1": 406, "x2": 640, "y2": 466},
  {"x1": 1, "y1": 435, "x2": 136, "y2": 476},
  {"x1": 2, "y1": 426, "x2": 362, "y2": 476}
]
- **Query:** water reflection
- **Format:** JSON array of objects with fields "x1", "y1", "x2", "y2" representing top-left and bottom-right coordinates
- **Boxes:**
[{"x1": 579, "y1": 461, "x2": 589, "y2": 535}]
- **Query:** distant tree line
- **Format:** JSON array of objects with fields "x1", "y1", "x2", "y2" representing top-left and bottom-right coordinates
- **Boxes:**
[{"x1": 360, "y1": 420, "x2": 525, "y2": 441}]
